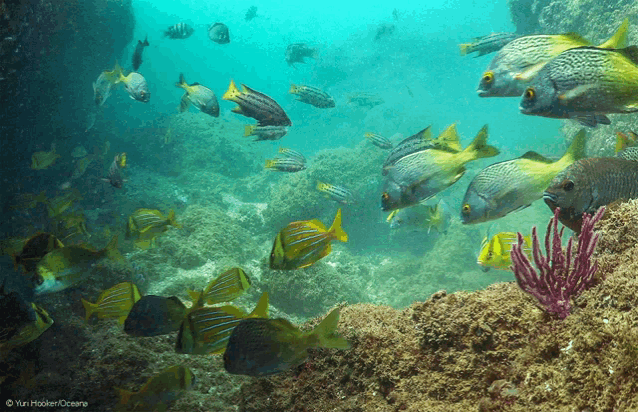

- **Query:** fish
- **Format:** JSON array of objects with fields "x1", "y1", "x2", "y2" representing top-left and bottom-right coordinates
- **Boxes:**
[
  {"x1": 175, "y1": 73, "x2": 219, "y2": 117},
  {"x1": 265, "y1": 157, "x2": 306, "y2": 172},
  {"x1": 34, "y1": 235, "x2": 123, "y2": 295},
  {"x1": 364, "y1": 133, "x2": 393, "y2": 150},
  {"x1": 126, "y1": 209, "x2": 182, "y2": 237},
  {"x1": 71, "y1": 156, "x2": 93, "y2": 179},
  {"x1": 460, "y1": 129, "x2": 587, "y2": 224},
  {"x1": 245, "y1": 6, "x2": 258, "y2": 21},
  {"x1": 374, "y1": 23, "x2": 395, "y2": 41},
  {"x1": 93, "y1": 71, "x2": 114, "y2": 107},
  {"x1": 244, "y1": 125, "x2": 288, "y2": 141},
  {"x1": 103, "y1": 154, "x2": 124, "y2": 188},
  {"x1": 0, "y1": 282, "x2": 37, "y2": 344},
  {"x1": 543, "y1": 157, "x2": 638, "y2": 232},
  {"x1": 56, "y1": 212, "x2": 89, "y2": 240},
  {"x1": 31, "y1": 145, "x2": 60, "y2": 170},
  {"x1": 615, "y1": 131, "x2": 638, "y2": 153},
  {"x1": 458, "y1": 32, "x2": 519, "y2": 57},
  {"x1": 104, "y1": 63, "x2": 150, "y2": 103},
  {"x1": 316, "y1": 182, "x2": 355, "y2": 205},
  {"x1": 0, "y1": 302, "x2": 53, "y2": 352},
  {"x1": 131, "y1": 36, "x2": 149, "y2": 71},
  {"x1": 187, "y1": 267, "x2": 252, "y2": 309},
  {"x1": 616, "y1": 147, "x2": 638, "y2": 162},
  {"x1": 82, "y1": 282, "x2": 141, "y2": 324},
  {"x1": 285, "y1": 43, "x2": 317, "y2": 67},
  {"x1": 519, "y1": 45, "x2": 638, "y2": 127},
  {"x1": 163, "y1": 23, "x2": 194, "y2": 39},
  {"x1": 278, "y1": 147, "x2": 306, "y2": 162},
  {"x1": 270, "y1": 208, "x2": 348, "y2": 270},
  {"x1": 383, "y1": 124, "x2": 461, "y2": 170},
  {"x1": 12, "y1": 232, "x2": 64, "y2": 273},
  {"x1": 289, "y1": 84, "x2": 335, "y2": 108},
  {"x1": 46, "y1": 190, "x2": 82, "y2": 218},
  {"x1": 478, "y1": 18, "x2": 628, "y2": 98},
  {"x1": 117, "y1": 152, "x2": 127, "y2": 168},
  {"x1": 348, "y1": 92, "x2": 384, "y2": 109},
  {"x1": 114, "y1": 365, "x2": 195, "y2": 412},
  {"x1": 382, "y1": 125, "x2": 499, "y2": 211},
  {"x1": 224, "y1": 307, "x2": 350, "y2": 377},
  {"x1": 477, "y1": 232, "x2": 532, "y2": 271},
  {"x1": 124, "y1": 295, "x2": 186, "y2": 337},
  {"x1": 387, "y1": 200, "x2": 450, "y2": 234},
  {"x1": 176, "y1": 291, "x2": 268, "y2": 355},
  {"x1": 208, "y1": 22, "x2": 230, "y2": 44},
  {"x1": 223, "y1": 80, "x2": 292, "y2": 126}
]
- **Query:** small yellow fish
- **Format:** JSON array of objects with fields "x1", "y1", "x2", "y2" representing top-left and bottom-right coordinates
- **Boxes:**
[
  {"x1": 12, "y1": 232, "x2": 64, "y2": 273},
  {"x1": 31, "y1": 146, "x2": 60, "y2": 170},
  {"x1": 0, "y1": 302, "x2": 53, "y2": 352},
  {"x1": 82, "y1": 282, "x2": 142, "y2": 324},
  {"x1": 116, "y1": 152, "x2": 127, "y2": 168},
  {"x1": 176, "y1": 291, "x2": 269, "y2": 355},
  {"x1": 114, "y1": 365, "x2": 195, "y2": 412},
  {"x1": 127, "y1": 209, "x2": 181, "y2": 236},
  {"x1": 187, "y1": 267, "x2": 252, "y2": 308},
  {"x1": 46, "y1": 190, "x2": 83, "y2": 218},
  {"x1": 270, "y1": 209, "x2": 348, "y2": 270},
  {"x1": 615, "y1": 131, "x2": 638, "y2": 153},
  {"x1": 477, "y1": 232, "x2": 532, "y2": 271}
]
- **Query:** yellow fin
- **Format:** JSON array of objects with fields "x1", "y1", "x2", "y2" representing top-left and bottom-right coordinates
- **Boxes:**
[
  {"x1": 308, "y1": 308, "x2": 350, "y2": 349},
  {"x1": 556, "y1": 129, "x2": 587, "y2": 168},
  {"x1": 462, "y1": 125, "x2": 499, "y2": 160},
  {"x1": 248, "y1": 291, "x2": 269, "y2": 318},
  {"x1": 81, "y1": 298, "x2": 97, "y2": 321},
  {"x1": 458, "y1": 43, "x2": 472, "y2": 56},
  {"x1": 222, "y1": 79, "x2": 240, "y2": 101},
  {"x1": 289, "y1": 84, "x2": 298, "y2": 94},
  {"x1": 436, "y1": 123, "x2": 461, "y2": 151},
  {"x1": 244, "y1": 125, "x2": 255, "y2": 136},
  {"x1": 514, "y1": 61, "x2": 548, "y2": 82},
  {"x1": 329, "y1": 209, "x2": 348, "y2": 242},
  {"x1": 598, "y1": 18, "x2": 629, "y2": 49}
]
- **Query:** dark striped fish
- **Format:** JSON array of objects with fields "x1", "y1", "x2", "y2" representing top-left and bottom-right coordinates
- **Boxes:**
[
  {"x1": 103, "y1": 153, "x2": 124, "y2": 188},
  {"x1": 132, "y1": 36, "x2": 149, "y2": 71},
  {"x1": 244, "y1": 125, "x2": 288, "y2": 141},
  {"x1": 316, "y1": 182, "x2": 355, "y2": 205},
  {"x1": 187, "y1": 267, "x2": 251, "y2": 308},
  {"x1": 348, "y1": 92, "x2": 384, "y2": 109},
  {"x1": 278, "y1": 147, "x2": 305, "y2": 162},
  {"x1": 289, "y1": 84, "x2": 335, "y2": 108},
  {"x1": 459, "y1": 32, "x2": 519, "y2": 57},
  {"x1": 176, "y1": 291, "x2": 268, "y2": 355},
  {"x1": 81, "y1": 282, "x2": 141, "y2": 324},
  {"x1": 223, "y1": 80, "x2": 292, "y2": 126},
  {"x1": 543, "y1": 157, "x2": 638, "y2": 232},
  {"x1": 364, "y1": 132, "x2": 393, "y2": 150},
  {"x1": 124, "y1": 295, "x2": 186, "y2": 337},
  {"x1": 164, "y1": 23, "x2": 194, "y2": 39},
  {"x1": 265, "y1": 157, "x2": 306, "y2": 172}
]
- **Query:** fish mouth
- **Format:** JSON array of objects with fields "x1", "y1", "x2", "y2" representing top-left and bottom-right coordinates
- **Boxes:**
[
  {"x1": 542, "y1": 191, "x2": 557, "y2": 208},
  {"x1": 477, "y1": 89, "x2": 490, "y2": 98}
]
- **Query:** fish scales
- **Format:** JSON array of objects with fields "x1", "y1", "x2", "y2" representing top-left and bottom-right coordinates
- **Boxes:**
[{"x1": 383, "y1": 127, "x2": 434, "y2": 170}]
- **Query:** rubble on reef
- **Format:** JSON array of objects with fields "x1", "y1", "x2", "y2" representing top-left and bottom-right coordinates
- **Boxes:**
[{"x1": 237, "y1": 200, "x2": 638, "y2": 412}]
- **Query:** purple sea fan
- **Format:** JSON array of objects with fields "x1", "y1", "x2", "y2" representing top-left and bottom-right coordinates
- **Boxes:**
[{"x1": 510, "y1": 206, "x2": 605, "y2": 319}]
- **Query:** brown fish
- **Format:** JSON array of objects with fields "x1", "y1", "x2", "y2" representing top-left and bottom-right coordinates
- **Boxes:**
[
  {"x1": 543, "y1": 157, "x2": 638, "y2": 232},
  {"x1": 103, "y1": 154, "x2": 125, "y2": 188},
  {"x1": 222, "y1": 80, "x2": 292, "y2": 126}
]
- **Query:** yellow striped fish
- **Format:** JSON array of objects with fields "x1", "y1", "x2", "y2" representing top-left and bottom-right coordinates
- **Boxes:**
[
  {"x1": 127, "y1": 209, "x2": 182, "y2": 237},
  {"x1": 270, "y1": 209, "x2": 348, "y2": 270},
  {"x1": 278, "y1": 147, "x2": 306, "y2": 163},
  {"x1": 176, "y1": 291, "x2": 269, "y2": 355},
  {"x1": 477, "y1": 232, "x2": 532, "y2": 271},
  {"x1": 81, "y1": 282, "x2": 141, "y2": 324},
  {"x1": 364, "y1": 132, "x2": 393, "y2": 149},
  {"x1": 187, "y1": 267, "x2": 251, "y2": 308},
  {"x1": 265, "y1": 157, "x2": 306, "y2": 172},
  {"x1": 316, "y1": 182, "x2": 355, "y2": 205}
]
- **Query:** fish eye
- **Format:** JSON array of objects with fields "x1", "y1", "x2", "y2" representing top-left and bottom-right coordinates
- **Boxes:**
[
  {"x1": 524, "y1": 88, "x2": 536, "y2": 101},
  {"x1": 482, "y1": 71, "x2": 494, "y2": 84},
  {"x1": 562, "y1": 180, "x2": 574, "y2": 192},
  {"x1": 462, "y1": 204, "x2": 471, "y2": 214},
  {"x1": 487, "y1": 251, "x2": 493, "y2": 259}
]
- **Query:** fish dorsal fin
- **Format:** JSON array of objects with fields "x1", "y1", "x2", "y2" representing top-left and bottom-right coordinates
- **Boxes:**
[
  {"x1": 436, "y1": 124, "x2": 462, "y2": 151},
  {"x1": 514, "y1": 61, "x2": 548, "y2": 82},
  {"x1": 191, "y1": 82, "x2": 200, "y2": 86},
  {"x1": 519, "y1": 151, "x2": 553, "y2": 163},
  {"x1": 308, "y1": 219, "x2": 328, "y2": 232},
  {"x1": 617, "y1": 45, "x2": 638, "y2": 65},
  {"x1": 415, "y1": 126, "x2": 433, "y2": 142},
  {"x1": 598, "y1": 18, "x2": 629, "y2": 49},
  {"x1": 560, "y1": 32, "x2": 589, "y2": 44}
]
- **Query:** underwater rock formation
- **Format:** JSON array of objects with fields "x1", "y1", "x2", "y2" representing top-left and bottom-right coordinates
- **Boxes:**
[{"x1": 237, "y1": 199, "x2": 638, "y2": 411}]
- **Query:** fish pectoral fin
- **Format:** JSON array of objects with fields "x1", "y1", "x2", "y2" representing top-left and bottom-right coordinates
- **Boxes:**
[
  {"x1": 514, "y1": 62, "x2": 548, "y2": 82},
  {"x1": 573, "y1": 115, "x2": 609, "y2": 128},
  {"x1": 231, "y1": 106, "x2": 244, "y2": 114},
  {"x1": 558, "y1": 84, "x2": 595, "y2": 103},
  {"x1": 179, "y1": 95, "x2": 191, "y2": 112}
]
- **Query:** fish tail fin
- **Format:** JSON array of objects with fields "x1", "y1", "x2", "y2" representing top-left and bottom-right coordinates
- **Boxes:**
[
  {"x1": 105, "y1": 235, "x2": 124, "y2": 262},
  {"x1": 143, "y1": 35, "x2": 149, "y2": 46},
  {"x1": 187, "y1": 289, "x2": 201, "y2": 306},
  {"x1": 599, "y1": 18, "x2": 629, "y2": 49},
  {"x1": 289, "y1": 84, "x2": 297, "y2": 94},
  {"x1": 329, "y1": 209, "x2": 348, "y2": 242},
  {"x1": 463, "y1": 125, "x2": 499, "y2": 160},
  {"x1": 81, "y1": 298, "x2": 97, "y2": 321},
  {"x1": 222, "y1": 79, "x2": 240, "y2": 101},
  {"x1": 458, "y1": 43, "x2": 471, "y2": 56},
  {"x1": 167, "y1": 210, "x2": 182, "y2": 228},
  {"x1": 113, "y1": 62, "x2": 125, "y2": 83},
  {"x1": 244, "y1": 125, "x2": 255, "y2": 136},
  {"x1": 616, "y1": 132, "x2": 630, "y2": 153},
  {"x1": 176, "y1": 73, "x2": 187, "y2": 89},
  {"x1": 558, "y1": 129, "x2": 587, "y2": 168},
  {"x1": 308, "y1": 308, "x2": 350, "y2": 349},
  {"x1": 265, "y1": 159, "x2": 276, "y2": 169},
  {"x1": 248, "y1": 291, "x2": 269, "y2": 318}
]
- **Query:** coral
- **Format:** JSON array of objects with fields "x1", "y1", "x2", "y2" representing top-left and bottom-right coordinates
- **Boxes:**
[{"x1": 511, "y1": 207, "x2": 603, "y2": 319}]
